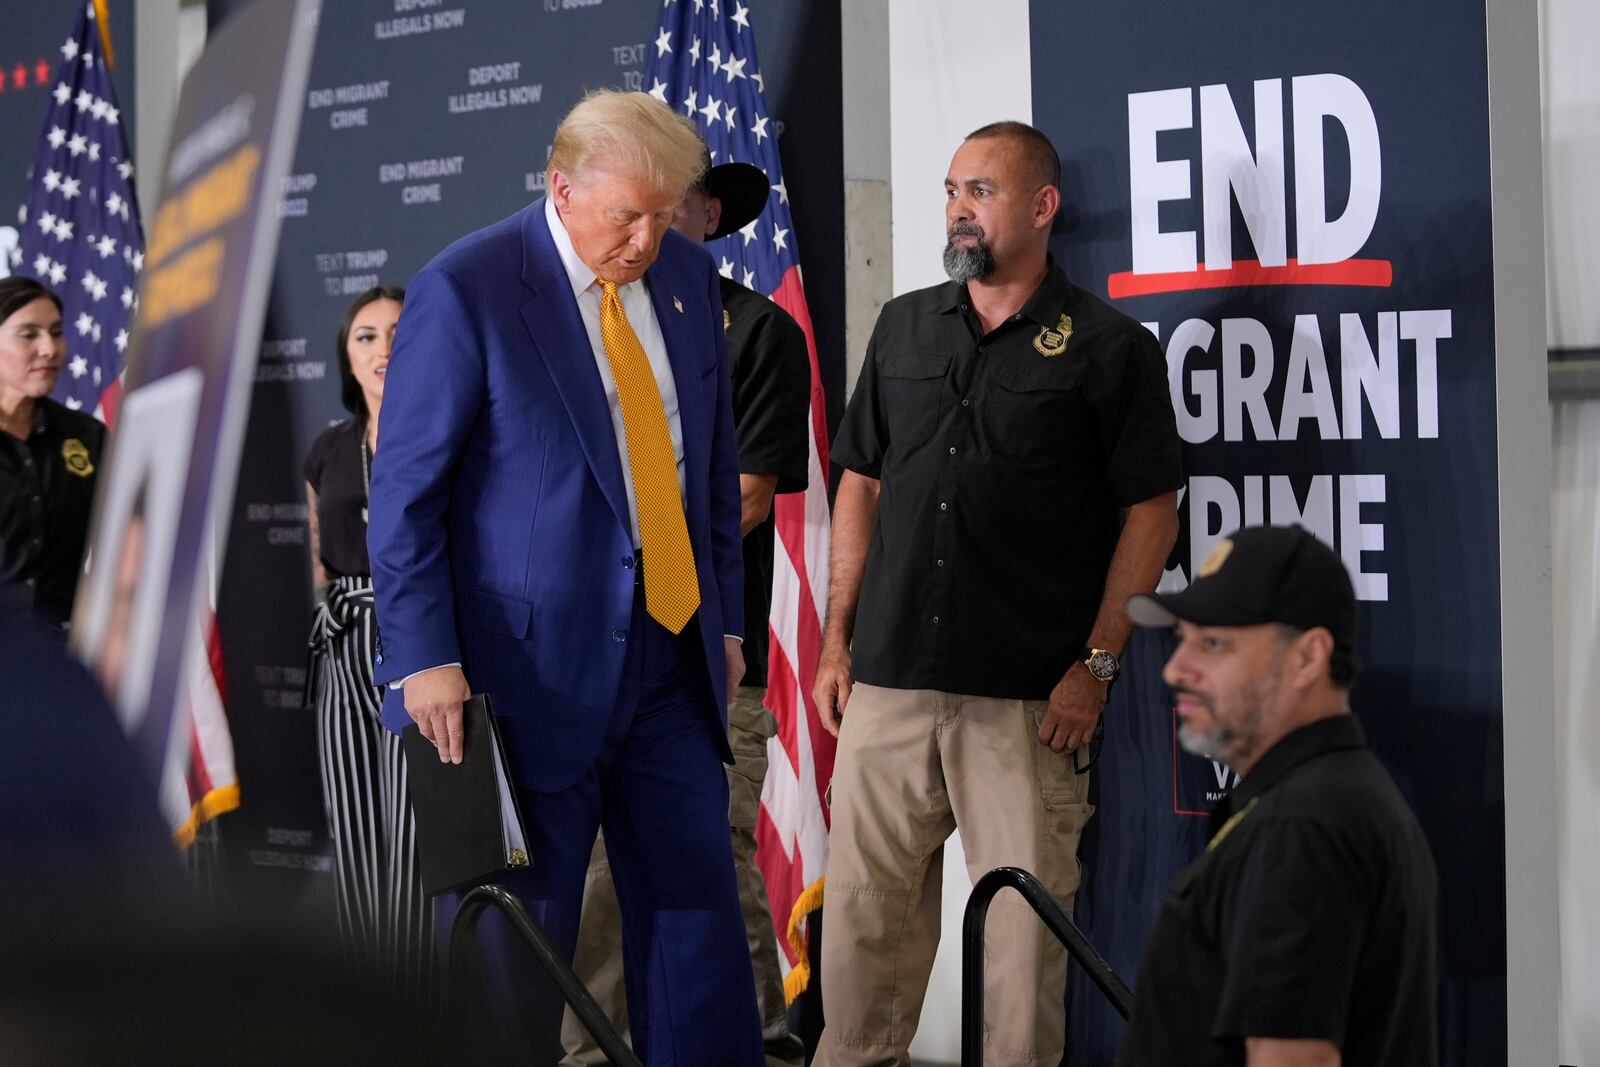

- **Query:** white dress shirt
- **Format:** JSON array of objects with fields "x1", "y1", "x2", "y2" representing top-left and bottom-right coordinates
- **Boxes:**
[{"x1": 544, "y1": 196, "x2": 686, "y2": 548}]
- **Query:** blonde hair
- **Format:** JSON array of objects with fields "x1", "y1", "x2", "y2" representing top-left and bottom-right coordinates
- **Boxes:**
[{"x1": 546, "y1": 89, "x2": 707, "y2": 198}]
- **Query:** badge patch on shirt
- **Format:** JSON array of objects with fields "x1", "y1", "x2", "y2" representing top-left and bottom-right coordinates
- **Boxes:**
[
  {"x1": 61, "y1": 438, "x2": 93, "y2": 477},
  {"x1": 1032, "y1": 314, "x2": 1074, "y2": 358}
]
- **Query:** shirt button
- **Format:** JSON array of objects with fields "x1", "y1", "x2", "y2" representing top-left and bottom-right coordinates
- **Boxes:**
[
  {"x1": 936, "y1": 559, "x2": 945, "y2": 567},
  {"x1": 960, "y1": 303, "x2": 969, "y2": 311},
  {"x1": 977, "y1": 345, "x2": 986, "y2": 353},
  {"x1": 932, "y1": 615, "x2": 940, "y2": 625},
  {"x1": 961, "y1": 398, "x2": 971, "y2": 407},
  {"x1": 939, "y1": 502, "x2": 948, "y2": 511},
  {"x1": 611, "y1": 629, "x2": 628, "y2": 643},
  {"x1": 622, "y1": 555, "x2": 635, "y2": 569},
  {"x1": 948, "y1": 446, "x2": 956, "y2": 455}
]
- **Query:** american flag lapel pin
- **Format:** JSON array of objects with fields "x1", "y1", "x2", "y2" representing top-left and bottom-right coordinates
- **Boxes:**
[{"x1": 672, "y1": 296, "x2": 684, "y2": 314}]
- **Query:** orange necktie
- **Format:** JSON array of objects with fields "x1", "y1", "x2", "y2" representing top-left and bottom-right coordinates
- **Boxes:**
[{"x1": 597, "y1": 281, "x2": 701, "y2": 634}]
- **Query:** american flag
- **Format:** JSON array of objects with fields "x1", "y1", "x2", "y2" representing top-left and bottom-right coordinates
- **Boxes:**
[
  {"x1": 646, "y1": 0, "x2": 836, "y2": 1003},
  {"x1": 15, "y1": 2, "x2": 238, "y2": 846},
  {"x1": 13, "y1": 1, "x2": 141, "y2": 422}
]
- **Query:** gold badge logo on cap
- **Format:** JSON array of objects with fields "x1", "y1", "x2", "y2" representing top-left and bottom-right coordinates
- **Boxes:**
[
  {"x1": 1032, "y1": 313, "x2": 1074, "y2": 358},
  {"x1": 61, "y1": 438, "x2": 93, "y2": 478},
  {"x1": 1197, "y1": 538, "x2": 1233, "y2": 577}
]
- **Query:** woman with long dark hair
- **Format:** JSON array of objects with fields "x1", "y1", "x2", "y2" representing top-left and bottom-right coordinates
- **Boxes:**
[
  {"x1": 304, "y1": 285, "x2": 430, "y2": 994},
  {"x1": 0, "y1": 276, "x2": 104, "y2": 630}
]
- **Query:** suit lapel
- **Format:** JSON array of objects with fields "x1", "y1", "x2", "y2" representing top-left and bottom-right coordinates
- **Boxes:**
[
  {"x1": 645, "y1": 252, "x2": 707, "y2": 488},
  {"x1": 518, "y1": 200, "x2": 632, "y2": 538}
]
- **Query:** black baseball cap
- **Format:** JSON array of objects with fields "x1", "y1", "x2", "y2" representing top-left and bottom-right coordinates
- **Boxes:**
[
  {"x1": 1126, "y1": 525, "x2": 1357, "y2": 656},
  {"x1": 698, "y1": 156, "x2": 769, "y2": 240}
]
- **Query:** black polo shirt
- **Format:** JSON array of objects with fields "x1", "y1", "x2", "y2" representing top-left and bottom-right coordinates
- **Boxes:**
[
  {"x1": 1116, "y1": 716, "x2": 1439, "y2": 1067},
  {"x1": 832, "y1": 259, "x2": 1183, "y2": 698},
  {"x1": 0, "y1": 398, "x2": 106, "y2": 629},
  {"x1": 722, "y1": 277, "x2": 810, "y2": 688}
]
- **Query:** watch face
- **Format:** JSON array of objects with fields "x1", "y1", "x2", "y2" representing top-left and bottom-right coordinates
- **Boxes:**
[{"x1": 1086, "y1": 649, "x2": 1119, "y2": 681}]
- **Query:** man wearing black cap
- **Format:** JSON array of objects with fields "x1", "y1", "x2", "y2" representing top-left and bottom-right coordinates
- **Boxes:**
[
  {"x1": 1117, "y1": 524, "x2": 1439, "y2": 1067},
  {"x1": 561, "y1": 153, "x2": 810, "y2": 1067}
]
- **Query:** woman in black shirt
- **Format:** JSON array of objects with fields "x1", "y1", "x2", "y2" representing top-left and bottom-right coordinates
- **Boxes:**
[
  {"x1": 304, "y1": 285, "x2": 430, "y2": 994},
  {"x1": 0, "y1": 277, "x2": 104, "y2": 630}
]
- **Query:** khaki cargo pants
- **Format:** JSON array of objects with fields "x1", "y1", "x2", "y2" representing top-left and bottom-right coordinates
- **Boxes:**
[{"x1": 814, "y1": 684, "x2": 1094, "y2": 1067}]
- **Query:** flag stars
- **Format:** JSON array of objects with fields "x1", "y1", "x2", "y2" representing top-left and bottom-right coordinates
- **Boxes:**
[
  {"x1": 117, "y1": 160, "x2": 133, "y2": 180},
  {"x1": 120, "y1": 286, "x2": 135, "y2": 309},
  {"x1": 739, "y1": 219, "x2": 759, "y2": 246},
  {"x1": 106, "y1": 191, "x2": 124, "y2": 218},
  {"x1": 648, "y1": 77, "x2": 669, "y2": 103},
  {"x1": 682, "y1": 87, "x2": 698, "y2": 117},
  {"x1": 68, "y1": 354, "x2": 88, "y2": 379},
  {"x1": 90, "y1": 97, "x2": 109, "y2": 121},
  {"x1": 53, "y1": 83, "x2": 71, "y2": 106},
  {"x1": 61, "y1": 37, "x2": 79, "y2": 62},
  {"x1": 732, "y1": 2, "x2": 750, "y2": 29},
  {"x1": 67, "y1": 133, "x2": 87, "y2": 157},
  {"x1": 724, "y1": 104, "x2": 738, "y2": 132},
  {"x1": 772, "y1": 178, "x2": 788, "y2": 205},
  {"x1": 719, "y1": 256, "x2": 735, "y2": 279},
  {"x1": 741, "y1": 267, "x2": 756, "y2": 289},
  {"x1": 42, "y1": 169, "x2": 61, "y2": 192},
  {"x1": 654, "y1": 27, "x2": 673, "y2": 57},
  {"x1": 47, "y1": 126, "x2": 66, "y2": 149},
  {"x1": 82, "y1": 270, "x2": 107, "y2": 302},
  {"x1": 33, "y1": 253, "x2": 52, "y2": 276},
  {"x1": 104, "y1": 105, "x2": 119, "y2": 126},
  {"x1": 751, "y1": 113, "x2": 769, "y2": 145},
  {"x1": 75, "y1": 89, "x2": 94, "y2": 113},
  {"x1": 94, "y1": 363, "x2": 104, "y2": 383},
  {"x1": 723, "y1": 54, "x2": 747, "y2": 83},
  {"x1": 113, "y1": 329, "x2": 127, "y2": 354},
  {"x1": 37, "y1": 210, "x2": 57, "y2": 235},
  {"x1": 698, "y1": 95, "x2": 722, "y2": 128},
  {"x1": 52, "y1": 218, "x2": 73, "y2": 242},
  {"x1": 47, "y1": 262, "x2": 67, "y2": 287},
  {"x1": 64, "y1": 397, "x2": 83, "y2": 411},
  {"x1": 708, "y1": 42, "x2": 723, "y2": 74},
  {"x1": 772, "y1": 224, "x2": 789, "y2": 253},
  {"x1": 74, "y1": 312, "x2": 95, "y2": 336},
  {"x1": 689, "y1": 35, "x2": 701, "y2": 64},
  {"x1": 95, "y1": 235, "x2": 116, "y2": 258},
  {"x1": 61, "y1": 177, "x2": 81, "y2": 200},
  {"x1": 88, "y1": 141, "x2": 100, "y2": 162},
  {"x1": 752, "y1": 70, "x2": 764, "y2": 93}
]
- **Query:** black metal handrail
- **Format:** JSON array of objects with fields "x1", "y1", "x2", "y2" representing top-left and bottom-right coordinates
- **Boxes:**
[
  {"x1": 962, "y1": 866, "x2": 1134, "y2": 1065},
  {"x1": 447, "y1": 884, "x2": 643, "y2": 1067}
]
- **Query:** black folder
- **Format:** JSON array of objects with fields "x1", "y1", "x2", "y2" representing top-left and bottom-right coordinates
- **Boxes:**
[{"x1": 400, "y1": 693, "x2": 531, "y2": 897}]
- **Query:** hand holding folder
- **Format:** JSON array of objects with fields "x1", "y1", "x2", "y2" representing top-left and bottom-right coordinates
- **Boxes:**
[{"x1": 400, "y1": 694, "x2": 530, "y2": 897}]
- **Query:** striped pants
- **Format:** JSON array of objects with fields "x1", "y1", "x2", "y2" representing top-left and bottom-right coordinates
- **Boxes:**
[{"x1": 310, "y1": 576, "x2": 432, "y2": 1000}]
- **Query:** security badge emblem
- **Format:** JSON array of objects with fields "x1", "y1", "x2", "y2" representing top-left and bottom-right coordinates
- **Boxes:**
[
  {"x1": 1032, "y1": 313, "x2": 1074, "y2": 357},
  {"x1": 61, "y1": 438, "x2": 93, "y2": 478}
]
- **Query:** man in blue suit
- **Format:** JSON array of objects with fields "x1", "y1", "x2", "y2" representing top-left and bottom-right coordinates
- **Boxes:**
[{"x1": 367, "y1": 90, "x2": 764, "y2": 1064}]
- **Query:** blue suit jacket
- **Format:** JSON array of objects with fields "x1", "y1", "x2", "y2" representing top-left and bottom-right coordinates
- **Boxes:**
[{"x1": 367, "y1": 199, "x2": 744, "y2": 792}]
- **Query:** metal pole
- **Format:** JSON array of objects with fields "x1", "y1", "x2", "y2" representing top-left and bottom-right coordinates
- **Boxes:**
[
  {"x1": 962, "y1": 866, "x2": 1134, "y2": 1065},
  {"x1": 448, "y1": 884, "x2": 643, "y2": 1067}
]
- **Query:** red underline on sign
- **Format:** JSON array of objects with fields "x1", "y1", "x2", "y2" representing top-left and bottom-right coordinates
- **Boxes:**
[{"x1": 1106, "y1": 258, "x2": 1394, "y2": 298}]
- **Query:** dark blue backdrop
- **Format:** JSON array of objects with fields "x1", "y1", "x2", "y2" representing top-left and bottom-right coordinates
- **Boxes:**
[
  {"x1": 212, "y1": 0, "x2": 844, "y2": 922},
  {"x1": 1030, "y1": 3, "x2": 1506, "y2": 1064}
]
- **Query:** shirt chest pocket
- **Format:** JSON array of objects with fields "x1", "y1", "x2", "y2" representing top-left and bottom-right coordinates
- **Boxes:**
[
  {"x1": 880, "y1": 353, "x2": 951, "y2": 450},
  {"x1": 984, "y1": 354, "x2": 1089, "y2": 464}
]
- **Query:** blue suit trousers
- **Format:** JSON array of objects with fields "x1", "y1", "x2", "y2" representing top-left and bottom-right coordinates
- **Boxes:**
[{"x1": 437, "y1": 590, "x2": 764, "y2": 1066}]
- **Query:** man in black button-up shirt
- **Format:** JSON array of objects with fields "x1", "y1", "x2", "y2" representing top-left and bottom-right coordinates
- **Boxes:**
[
  {"x1": 1118, "y1": 525, "x2": 1438, "y2": 1067},
  {"x1": 811, "y1": 122, "x2": 1182, "y2": 1067}
]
